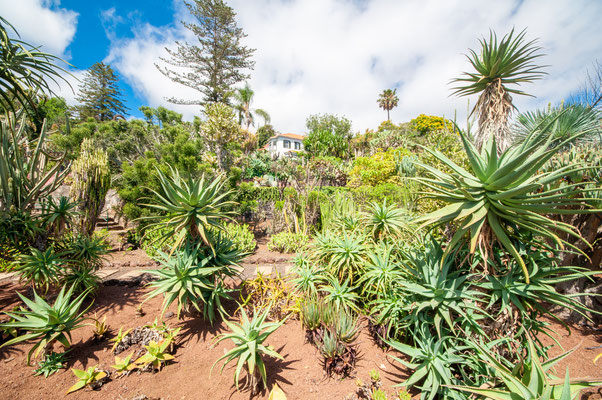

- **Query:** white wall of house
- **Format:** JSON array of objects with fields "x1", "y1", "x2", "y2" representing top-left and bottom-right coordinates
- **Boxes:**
[{"x1": 267, "y1": 136, "x2": 303, "y2": 157}]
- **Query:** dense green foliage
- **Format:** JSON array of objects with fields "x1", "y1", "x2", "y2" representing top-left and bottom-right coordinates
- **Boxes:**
[
  {"x1": 267, "y1": 231, "x2": 309, "y2": 253},
  {"x1": 303, "y1": 114, "x2": 353, "y2": 159}
]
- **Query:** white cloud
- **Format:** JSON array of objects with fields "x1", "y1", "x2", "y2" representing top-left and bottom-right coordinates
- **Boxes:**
[
  {"x1": 7, "y1": 0, "x2": 602, "y2": 134},
  {"x1": 0, "y1": 0, "x2": 80, "y2": 102},
  {"x1": 0, "y1": 0, "x2": 78, "y2": 57},
  {"x1": 106, "y1": 0, "x2": 602, "y2": 133}
]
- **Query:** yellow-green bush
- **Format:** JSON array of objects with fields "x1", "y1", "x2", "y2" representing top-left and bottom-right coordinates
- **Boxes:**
[
  {"x1": 410, "y1": 114, "x2": 454, "y2": 135},
  {"x1": 347, "y1": 148, "x2": 412, "y2": 187}
]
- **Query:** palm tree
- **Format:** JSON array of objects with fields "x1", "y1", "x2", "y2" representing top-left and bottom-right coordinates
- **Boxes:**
[
  {"x1": 0, "y1": 16, "x2": 72, "y2": 113},
  {"x1": 377, "y1": 89, "x2": 399, "y2": 121},
  {"x1": 451, "y1": 28, "x2": 547, "y2": 154},
  {"x1": 232, "y1": 82, "x2": 270, "y2": 130}
]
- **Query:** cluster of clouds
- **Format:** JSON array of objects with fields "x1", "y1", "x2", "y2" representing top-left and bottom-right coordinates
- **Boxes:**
[{"x1": 2, "y1": 0, "x2": 601, "y2": 133}]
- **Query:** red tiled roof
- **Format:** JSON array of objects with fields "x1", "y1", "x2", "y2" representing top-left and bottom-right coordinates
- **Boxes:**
[
  {"x1": 279, "y1": 133, "x2": 305, "y2": 140},
  {"x1": 267, "y1": 133, "x2": 305, "y2": 142}
]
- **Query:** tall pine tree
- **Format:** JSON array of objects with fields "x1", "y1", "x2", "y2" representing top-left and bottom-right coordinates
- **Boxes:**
[
  {"x1": 75, "y1": 62, "x2": 127, "y2": 121},
  {"x1": 156, "y1": 0, "x2": 255, "y2": 105}
]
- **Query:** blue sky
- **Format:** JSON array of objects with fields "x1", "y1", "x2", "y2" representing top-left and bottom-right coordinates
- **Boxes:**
[
  {"x1": 1, "y1": 0, "x2": 602, "y2": 133},
  {"x1": 55, "y1": 0, "x2": 178, "y2": 119}
]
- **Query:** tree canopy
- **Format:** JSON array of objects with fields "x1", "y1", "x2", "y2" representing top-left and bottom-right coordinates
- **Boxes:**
[
  {"x1": 75, "y1": 62, "x2": 128, "y2": 121},
  {"x1": 303, "y1": 114, "x2": 353, "y2": 159},
  {"x1": 156, "y1": 0, "x2": 255, "y2": 105}
]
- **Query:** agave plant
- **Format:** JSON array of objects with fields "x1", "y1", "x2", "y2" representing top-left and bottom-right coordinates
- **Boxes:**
[
  {"x1": 300, "y1": 298, "x2": 323, "y2": 344},
  {"x1": 110, "y1": 326, "x2": 132, "y2": 353},
  {"x1": 451, "y1": 337, "x2": 602, "y2": 400},
  {"x1": 34, "y1": 351, "x2": 68, "y2": 377},
  {"x1": 362, "y1": 199, "x2": 410, "y2": 239},
  {"x1": 320, "y1": 329, "x2": 346, "y2": 375},
  {"x1": 62, "y1": 233, "x2": 109, "y2": 270},
  {"x1": 368, "y1": 287, "x2": 407, "y2": 343},
  {"x1": 135, "y1": 339, "x2": 175, "y2": 371},
  {"x1": 143, "y1": 243, "x2": 237, "y2": 322},
  {"x1": 142, "y1": 167, "x2": 236, "y2": 250},
  {"x1": 388, "y1": 328, "x2": 466, "y2": 400},
  {"x1": 112, "y1": 351, "x2": 136, "y2": 375},
  {"x1": 66, "y1": 366, "x2": 107, "y2": 394},
  {"x1": 60, "y1": 265, "x2": 101, "y2": 296},
  {"x1": 332, "y1": 309, "x2": 360, "y2": 345},
  {"x1": 513, "y1": 103, "x2": 602, "y2": 147},
  {"x1": 321, "y1": 276, "x2": 360, "y2": 313},
  {"x1": 399, "y1": 241, "x2": 486, "y2": 338},
  {"x1": 413, "y1": 120, "x2": 600, "y2": 282},
  {"x1": 14, "y1": 247, "x2": 63, "y2": 292},
  {"x1": 212, "y1": 307, "x2": 284, "y2": 395},
  {"x1": 315, "y1": 232, "x2": 368, "y2": 284},
  {"x1": 451, "y1": 28, "x2": 547, "y2": 153},
  {"x1": 359, "y1": 244, "x2": 407, "y2": 298},
  {"x1": 40, "y1": 196, "x2": 78, "y2": 238},
  {"x1": 290, "y1": 254, "x2": 329, "y2": 296},
  {"x1": 478, "y1": 244, "x2": 598, "y2": 350},
  {"x1": 0, "y1": 284, "x2": 90, "y2": 365}
]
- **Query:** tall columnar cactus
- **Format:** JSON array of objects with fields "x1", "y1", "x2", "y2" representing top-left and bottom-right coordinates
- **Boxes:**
[
  {"x1": 0, "y1": 112, "x2": 69, "y2": 212},
  {"x1": 70, "y1": 139, "x2": 111, "y2": 236}
]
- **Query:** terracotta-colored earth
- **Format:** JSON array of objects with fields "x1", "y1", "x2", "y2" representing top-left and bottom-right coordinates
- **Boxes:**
[{"x1": 1, "y1": 279, "x2": 602, "y2": 400}]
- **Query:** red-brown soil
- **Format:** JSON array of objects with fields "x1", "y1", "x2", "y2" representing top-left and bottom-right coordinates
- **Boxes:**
[{"x1": 1, "y1": 281, "x2": 602, "y2": 400}]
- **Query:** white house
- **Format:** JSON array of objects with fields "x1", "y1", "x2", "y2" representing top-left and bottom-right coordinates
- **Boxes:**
[{"x1": 265, "y1": 133, "x2": 305, "y2": 158}]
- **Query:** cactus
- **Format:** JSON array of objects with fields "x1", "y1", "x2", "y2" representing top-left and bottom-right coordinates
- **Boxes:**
[
  {"x1": 70, "y1": 139, "x2": 111, "y2": 236},
  {"x1": 0, "y1": 111, "x2": 69, "y2": 212}
]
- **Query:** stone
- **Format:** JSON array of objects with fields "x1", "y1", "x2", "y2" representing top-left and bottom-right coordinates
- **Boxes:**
[
  {"x1": 256, "y1": 266, "x2": 274, "y2": 276},
  {"x1": 0, "y1": 272, "x2": 17, "y2": 281},
  {"x1": 96, "y1": 269, "x2": 118, "y2": 279}
]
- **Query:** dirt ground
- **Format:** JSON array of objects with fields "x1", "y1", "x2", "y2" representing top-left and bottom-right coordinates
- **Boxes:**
[{"x1": 1, "y1": 281, "x2": 602, "y2": 400}]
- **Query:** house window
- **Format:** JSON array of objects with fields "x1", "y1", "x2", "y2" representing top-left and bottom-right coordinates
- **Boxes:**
[
  {"x1": 294, "y1": 141, "x2": 301, "y2": 150},
  {"x1": 283, "y1": 140, "x2": 291, "y2": 149}
]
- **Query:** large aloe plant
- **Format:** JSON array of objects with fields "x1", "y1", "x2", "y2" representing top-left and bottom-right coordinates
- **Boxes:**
[
  {"x1": 450, "y1": 338, "x2": 602, "y2": 400},
  {"x1": 142, "y1": 167, "x2": 235, "y2": 250},
  {"x1": 0, "y1": 285, "x2": 90, "y2": 365},
  {"x1": 413, "y1": 117, "x2": 600, "y2": 282},
  {"x1": 0, "y1": 112, "x2": 69, "y2": 212}
]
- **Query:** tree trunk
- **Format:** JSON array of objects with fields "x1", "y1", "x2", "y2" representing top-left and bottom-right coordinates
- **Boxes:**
[{"x1": 556, "y1": 213, "x2": 602, "y2": 323}]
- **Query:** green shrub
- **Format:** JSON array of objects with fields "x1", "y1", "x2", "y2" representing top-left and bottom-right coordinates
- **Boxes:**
[
  {"x1": 142, "y1": 167, "x2": 235, "y2": 251},
  {"x1": 142, "y1": 222, "x2": 256, "y2": 257},
  {"x1": 267, "y1": 232, "x2": 309, "y2": 253},
  {"x1": 348, "y1": 148, "x2": 411, "y2": 187},
  {"x1": 223, "y1": 222, "x2": 256, "y2": 254}
]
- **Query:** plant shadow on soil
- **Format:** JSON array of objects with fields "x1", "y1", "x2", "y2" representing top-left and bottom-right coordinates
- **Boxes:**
[{"x1": 1, "y1": 282, "x2": 602, "y2": 399}]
